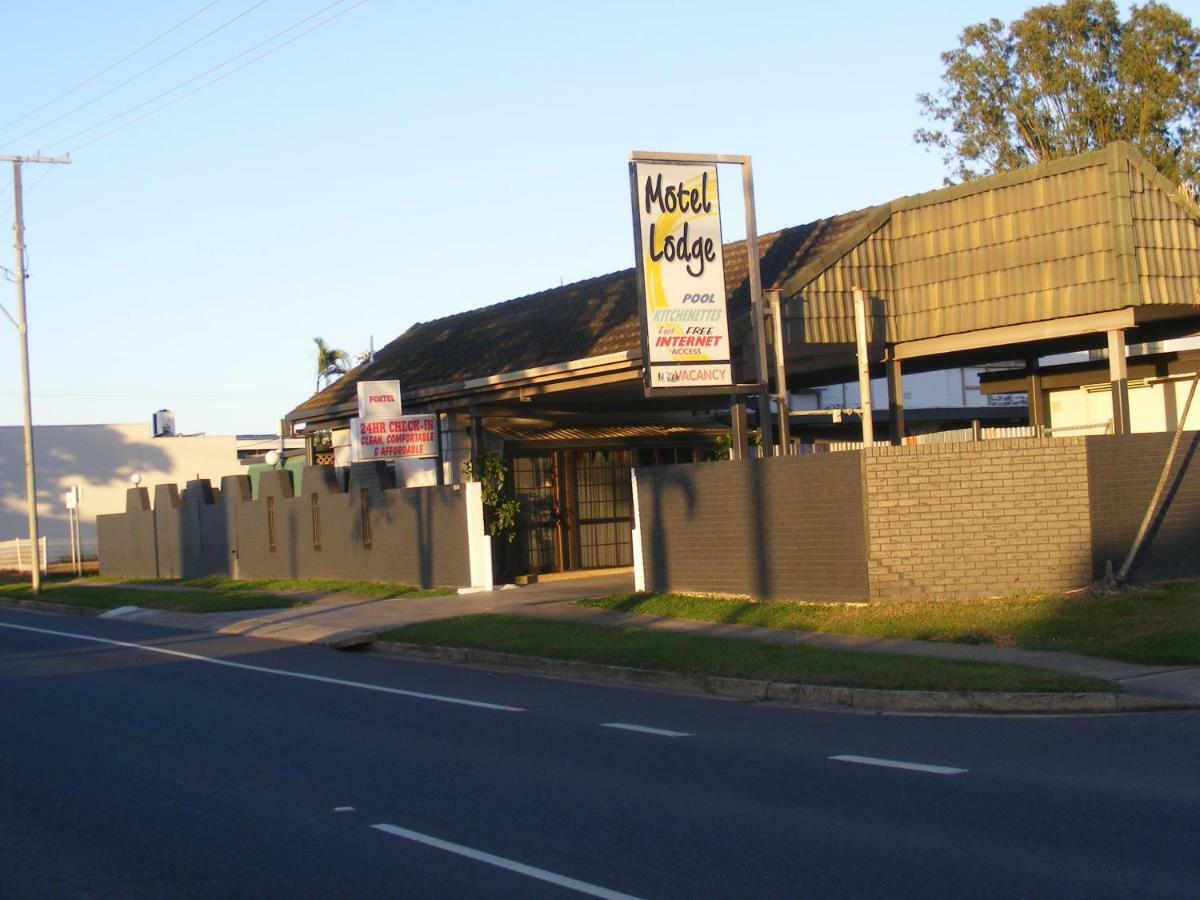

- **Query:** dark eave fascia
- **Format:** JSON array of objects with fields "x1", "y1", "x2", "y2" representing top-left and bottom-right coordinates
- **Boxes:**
[
  {"x1": 287, "y1": 349, "x2": 642, "y2": 428},
  {"x1": 980, "y1": 347, "x2": 1200, "y2": 394}
]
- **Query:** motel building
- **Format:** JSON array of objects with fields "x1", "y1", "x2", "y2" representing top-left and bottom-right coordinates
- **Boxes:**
[{"x1": 285, "y1": 142, "x2": 1200, "y2": 580}]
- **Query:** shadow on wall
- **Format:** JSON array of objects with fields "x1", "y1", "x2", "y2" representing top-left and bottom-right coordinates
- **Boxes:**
[
  {"x1": 646, "y1": 464, "x2": 697, "y2": 596},
  {"x1": 0, "y1": 424, "x2": 172, "y2": 542}
]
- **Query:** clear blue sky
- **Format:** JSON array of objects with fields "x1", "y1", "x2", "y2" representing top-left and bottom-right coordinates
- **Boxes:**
[{"x1": 1, "y1": 0, "x2": 1043, "y2": 435}]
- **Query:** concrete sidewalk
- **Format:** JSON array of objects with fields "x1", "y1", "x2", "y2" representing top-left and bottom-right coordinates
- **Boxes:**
[{"x1": 88, "y1": 573, "x2": 1200, "y2": 703}]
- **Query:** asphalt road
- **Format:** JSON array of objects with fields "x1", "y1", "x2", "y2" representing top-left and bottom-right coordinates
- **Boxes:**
[{"x1": 1, "y1": 607, "x2": 1198, "y2": 899}]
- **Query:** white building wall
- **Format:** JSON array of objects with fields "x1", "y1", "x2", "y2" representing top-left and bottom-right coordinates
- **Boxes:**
[
  {"x1": 798, "y1": 367, "x2": 988, "y2": 412},
  {"x1": 0, "y1": 423, "x2": 239, "y2": 544},
  {"x1": 1047, "y1": 378, "x2": 1200, "y2": 434},
  {"x1": 806, "y1": 333, "x2": 1200, "y2": 420}
]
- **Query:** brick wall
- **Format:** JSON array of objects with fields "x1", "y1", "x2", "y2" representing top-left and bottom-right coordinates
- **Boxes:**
[
  {"x1": 98, "y1": 463, "x2": 482, "y2": 589},
  {"x1": 230, "y1": 463, "x2": 473, "y2": 586},
  {"x1": 1086, "y1": 431, "x2": 1200, "y2": 581},
  {"x1": 634, "y1": 438, "x2": 1118, "y2": 602},
  {"x1": 153, "y1": 480, "x2": 231, "y2": 580},
  {"x1": 636, "y1": 452, "x2": 869, "y2": 602},
  {"x1": 862, "y1": 439, "x2": 1093, "y2": 600},
  {"x1": 96, "y1": 487, "x2": 158, "y2": 579}
]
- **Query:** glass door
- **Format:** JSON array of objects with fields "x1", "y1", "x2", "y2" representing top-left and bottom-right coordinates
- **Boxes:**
[
  {"x1": 511, "y1": 454, "x2": 559, "y2": 575},
  {"x1": 573, "y1": 449, "x2": 633, "y2": 569}
]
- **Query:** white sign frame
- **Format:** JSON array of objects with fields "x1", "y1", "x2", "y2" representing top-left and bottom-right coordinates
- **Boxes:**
[
  {"x1": 357, "y1": 380, "x2": 402, "y2": 420},
  {"x1": 630, "y1": 160, "x2": 733, "y2": 394},
  {"x1": 351, "y1": 414, "x2": 438, "y2": 462},
  {"x1": 628, "y1": 151, "x2": 772, "y2": 440}
]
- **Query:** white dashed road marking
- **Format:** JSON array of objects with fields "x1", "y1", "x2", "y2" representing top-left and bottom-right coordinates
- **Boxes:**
[
  {"x1": 372, "y1": 823, "x2": 644, "y2": 900},
  {"x1": 830, "y1": 754, "x2": 968, "y2": 775},
  {"x1": 601, "y1": 722, "x2": 692, "y2": 738}
]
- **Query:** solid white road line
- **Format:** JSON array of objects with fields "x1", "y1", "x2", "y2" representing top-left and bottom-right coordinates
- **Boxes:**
[
  {"x1": 601, "y1": 722, "x2": 692, "y2": 738},
  {"x1": 371, "y1": 823, "x2": 644, "y2": 900},
  {"x1": 830, "y1": 754, "x2": 968, "y2": 775},
  {"x1": 0, "y1": 621, "x2": 523, "y2": 712}
]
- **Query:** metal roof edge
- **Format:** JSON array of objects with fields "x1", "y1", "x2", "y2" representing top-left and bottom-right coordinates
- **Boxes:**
[
  {"x1": 889, "y1": 145, "x2": 1114, "y2": 214},
  {"x1": 775, "y1": 204, "x2": 894, "y2": 297},
  {"x1": 1119, "y1": 142, "x2": 1200, "y2": 222},
  {"x1": 287, "y1": 349, "x2": 642, "y2": 424}
]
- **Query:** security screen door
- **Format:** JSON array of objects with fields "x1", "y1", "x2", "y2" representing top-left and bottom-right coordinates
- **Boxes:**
[
  {"x1": 511, "y1": 454, "x2": 559, "y2": 574},
  {"x1": 572, "y1": 449, "x2": 633, "y2": 569}
]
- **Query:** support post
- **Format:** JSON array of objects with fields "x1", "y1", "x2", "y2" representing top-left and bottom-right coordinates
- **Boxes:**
[
  {"x1": 434, "y1": 412, "x2": 445, "y2": 485},
  {"x1": 1107, "y1": 329, "x2": 1131, "y2": 435},
  {"x1": 886, "y1": 354, "x2": 905, "y2": 446},
  {"x1": 69, "y1": 507, "x2": 78, "y2": 575},
  {"x1": 1026, "y1": 355, "x2": 1045, "y2": 432},
  {"x1": 11, "y1": 162, "x2": 40, "y2": 593},
  {"x1": 729, "y1": 396, "x2": 747, "y2": 460},
  {"x1": 3, "y1": 153, "x2": 69, "y2": 594},
  {"x1": 741, "y1": 159, "x2": 773, "y2": 456},
  {"x1": 469, "y1": 414, "x2": 484, "y2": 460},
  {"x1": 852, "y1": 287, "x2": 875, "y2": 446},
  {"x1": 766, "y1": 289, "x2": 790, "y2": 455}
]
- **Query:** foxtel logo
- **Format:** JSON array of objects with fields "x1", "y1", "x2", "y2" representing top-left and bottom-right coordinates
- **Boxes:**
[{"x1": 368, "y1": 395, "x2": 397, "y2": 403}]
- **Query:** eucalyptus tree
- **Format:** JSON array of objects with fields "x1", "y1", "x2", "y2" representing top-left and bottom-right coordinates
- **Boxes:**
[{"x1": 915, "y1": 0, "x2": 1199, "y2": 184}]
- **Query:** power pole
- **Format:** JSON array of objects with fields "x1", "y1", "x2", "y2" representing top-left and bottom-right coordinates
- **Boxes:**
[{"x1": 2, "y1": 153, "x2": 70, "y2": 594}]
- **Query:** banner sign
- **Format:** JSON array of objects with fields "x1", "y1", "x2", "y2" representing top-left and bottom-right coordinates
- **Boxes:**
[
  {"x1": 357, "y1": 380, "x2": 402, "y2": 420},
  {"x1": 351, "y1": 414, "x2": 438, "y2": 461},
  {"x1": 630, "y1": 160, "x2": 732, "y2": 393}
]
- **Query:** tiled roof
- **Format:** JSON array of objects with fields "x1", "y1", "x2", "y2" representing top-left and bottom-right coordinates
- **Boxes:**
[
  {"x1": 783, "y1": 142, "x2": 1200, "y2": 344},
  {"x1": 288, "y1": 207, "x2": 883, "y2": 420}
]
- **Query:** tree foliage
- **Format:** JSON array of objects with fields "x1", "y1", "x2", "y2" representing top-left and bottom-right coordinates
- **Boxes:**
[
  {"x1": 915, "y1": 0, "x2": 1200, "y2": 184},
  {"x1": 313, "y1": 336, "x2": 351, "y2": 392},
  {"x1": 463, "y1": 452, "x2": 522, "y2": 542}
]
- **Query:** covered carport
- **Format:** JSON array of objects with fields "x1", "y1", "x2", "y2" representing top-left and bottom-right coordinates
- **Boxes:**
[{"x1": 759, "y1": 141, "x2": 1200, "y2": 442}]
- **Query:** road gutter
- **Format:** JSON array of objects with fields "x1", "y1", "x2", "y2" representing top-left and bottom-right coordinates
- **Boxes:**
[{"x1": 372, "y1": 640, "x2": 1198, "y2": 714}]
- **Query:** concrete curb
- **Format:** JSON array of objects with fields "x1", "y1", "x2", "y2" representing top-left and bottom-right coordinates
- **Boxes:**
[
  {"x1": 0, "y1": 597, "x2": 103, "y2": 618},
  {"x1": 372, "y1": 641, "x2": 1198, "y2": 714}
]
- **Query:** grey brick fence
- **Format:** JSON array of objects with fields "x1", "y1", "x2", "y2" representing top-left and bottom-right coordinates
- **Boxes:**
[
  {"x1": 97, "y1": 462, "x2": 492, "y2": 590},
  {"x1": 633, "y1": 432, "x2": 1200, "y2": 602}
]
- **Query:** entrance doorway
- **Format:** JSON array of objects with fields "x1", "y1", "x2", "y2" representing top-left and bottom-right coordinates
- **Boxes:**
[
  {"x1": 573, "y1": 449, "x2": 633, "y2": 569},
  {"x1": 509, "y1": 449, "x2": 634, "y2": 576}
]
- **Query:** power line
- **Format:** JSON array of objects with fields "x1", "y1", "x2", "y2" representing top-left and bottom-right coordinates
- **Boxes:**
[
  {"x1": 49, "y1": 0, "x2": 355, "y2": 152},
  {"x1": 66, "y1": 0, "x2": 370, "y2": 155},
  {"x1": 0, "y1": 1, "x2": 223, "y2": 136},
  {"x1": 4, "y1": 1, "x2": 270, "y2": 147}
]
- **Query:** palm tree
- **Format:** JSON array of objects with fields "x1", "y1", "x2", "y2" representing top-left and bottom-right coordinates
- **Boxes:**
[{"x1": 313, "y1": 336, "x2": 351, "y2": 392}]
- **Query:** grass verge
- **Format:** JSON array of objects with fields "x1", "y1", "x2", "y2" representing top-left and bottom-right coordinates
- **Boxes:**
[
  {"x1": 379, "y1": 614, "x2": 1113, "y2": 693},
  {"x1": 0, "y1": 576, "x2": 298, "y2": 614},
  {"x1": 576, "y1": 581, "x2": 1200, "y2": 666},
  {"x1": 91, "y1": 576, "x2": 450, "y2": 600}
]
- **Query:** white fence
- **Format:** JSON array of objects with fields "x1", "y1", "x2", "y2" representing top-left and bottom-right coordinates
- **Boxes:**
[
  {"x1": 0, "y1": 537, "x2": 47, "y2": 573},
  {"x1": 803, "y1": 420, "x2": 1113, "y2": 453},
  {"x1": 0, "y1": 537, "x2": 98, "y2": 572}
]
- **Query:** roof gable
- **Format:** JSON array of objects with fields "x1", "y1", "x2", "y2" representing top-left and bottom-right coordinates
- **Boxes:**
[
  {"x1": 779, "y1": 142, "x2": 1200, "y2": 346},
  {"x1": 288, "y1": 209, "x2": 881, "y2": 419}
]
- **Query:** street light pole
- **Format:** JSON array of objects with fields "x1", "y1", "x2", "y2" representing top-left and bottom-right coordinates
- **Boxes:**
[{"x1": 3, "y1": 153, "x2": 70, "y2": 593}]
